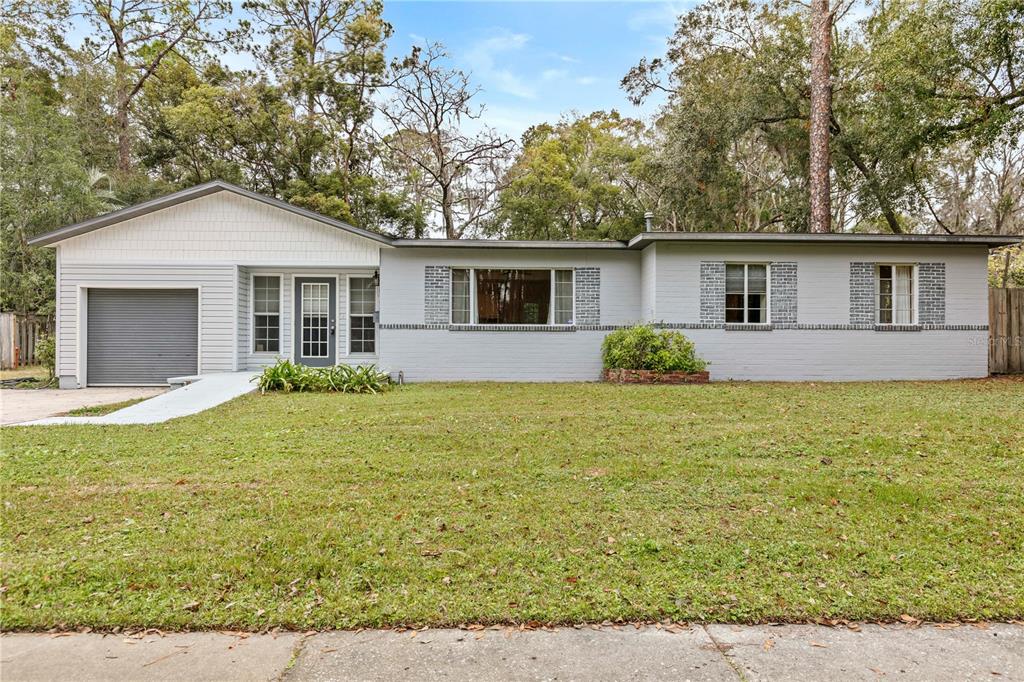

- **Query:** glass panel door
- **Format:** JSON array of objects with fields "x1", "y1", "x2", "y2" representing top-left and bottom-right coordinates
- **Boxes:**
[{"x1": 301, "y1": 282, "x2": 330, "y2": 358}]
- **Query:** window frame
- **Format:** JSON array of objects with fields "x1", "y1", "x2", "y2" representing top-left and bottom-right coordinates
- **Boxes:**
[
  {"x1": 449, "y1": 267, "x2": 575, "y2": 326},
  {"x1": 250, "y1": 273, "x2": 283, "y2": 354},
  {"x1": 347, "y1": 274, "x2": 377, "y2": 355},
  {"x1": 875, "y1": 263, "x2": 918, "y2": 326},
  {"x1": 724, "y1": 262, "x2": 771, "y2": 325}
]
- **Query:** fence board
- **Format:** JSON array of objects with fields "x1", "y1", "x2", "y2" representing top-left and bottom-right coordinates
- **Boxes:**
[
  {"x1": 989, "y1": 288, "x2": 1024, "y2": 375},
  {"x1": 0, "y1": 313, "x2": 53, "y2": 369}
]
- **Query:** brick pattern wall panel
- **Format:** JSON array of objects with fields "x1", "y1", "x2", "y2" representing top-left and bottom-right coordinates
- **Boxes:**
[
  {"x1": 699, "y1": 262, "x2": 726, "y2": 325},
  {"x1": 574, "y1": 267, "x2": 600, "y2": 325},
  {"x1": 770, "y1": 262, "x2": 798, "y2": 324},
  {"x1": 918, "y1": 262, "x2": 946, "y2": 324},
  {"x1": 849, "y1": 262, "x2": 875, "y2": 325},
  {"x1": 424, "y1": 265, "x2": 451, "y2": 325}
]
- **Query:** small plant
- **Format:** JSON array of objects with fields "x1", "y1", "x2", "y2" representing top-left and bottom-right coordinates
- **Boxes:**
[
  {"x1": 35, "y1": 333, "x2": 56, "y2": 379},
  {"x1": 601, "y1": 325, "x2": 707, "y2": 373},
  {"x1": 254, "y1": 359, "x2": 393, "y2": 394}
]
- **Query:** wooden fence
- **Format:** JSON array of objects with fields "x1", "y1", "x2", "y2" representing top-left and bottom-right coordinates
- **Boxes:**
[
  {"x1": 0, "y1": 313, "x2": 53, "y2": 369},
  {"x1": 989, "y1": 288, "x2": 1024, "y2": 374}
]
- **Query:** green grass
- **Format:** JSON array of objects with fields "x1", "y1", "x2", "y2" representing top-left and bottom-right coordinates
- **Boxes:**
[
  {"x1": 2, "y1": 380, "x2": 1022, "y2": 630},
  {"x1": 63, "y1": 397, "x2": 149, "y2": 417}
]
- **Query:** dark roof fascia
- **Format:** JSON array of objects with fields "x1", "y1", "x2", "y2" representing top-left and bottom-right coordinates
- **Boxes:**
[
  {"x1": 627, "y1": 232, "x2": 1023, "y2": 249},
  {"x1": 28, "y1": 180, "x2": 395, "y2": 247},
  {"x1": 391, "y1": 239, "x2": 628, "y2": 249}
]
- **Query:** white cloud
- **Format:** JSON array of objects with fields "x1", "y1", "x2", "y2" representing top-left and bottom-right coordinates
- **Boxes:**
[
  {"x1": 575, "y1": 76, "x2": 600, "y2": 86},
  {"x1": 542, "y1": 68, "x2": 570, "y2": 81},
  {"x1": 464, "y1": 30, "x2": 537, "y2": 100}
]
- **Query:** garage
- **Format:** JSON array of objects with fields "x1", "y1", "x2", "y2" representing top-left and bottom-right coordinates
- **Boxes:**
[{"x1": 86, "y1": 288, "x2": 199, "y2": 386}]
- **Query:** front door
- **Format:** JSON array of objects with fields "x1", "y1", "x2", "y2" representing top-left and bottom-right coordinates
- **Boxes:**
[{"x1": 294, "y1": 277, "x2": 336, "y2": 367}]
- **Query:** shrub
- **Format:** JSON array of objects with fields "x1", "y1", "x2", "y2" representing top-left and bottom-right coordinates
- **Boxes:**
[
  {"x1": 35, "y1": 333, "x2": 55, "y2": 379},
  {"x1": 601, "y1": 325, "x2": 707, "y2": 373},
  {"x1": 254, "y1": 359, "x2": 393, "y2": 394}
]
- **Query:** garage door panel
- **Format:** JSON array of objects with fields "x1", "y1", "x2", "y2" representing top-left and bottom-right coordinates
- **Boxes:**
[{"x1": 87, "y1": 289, "x2": 199, "y2": 385}]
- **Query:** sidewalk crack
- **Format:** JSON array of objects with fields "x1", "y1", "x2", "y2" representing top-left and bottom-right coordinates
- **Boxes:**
[
  {"x1": 277, "y1": 632, "x2": 314, "y2": 682},
  {"x1": 702, "y1": 624, "x2": 747, "y2": 682}
]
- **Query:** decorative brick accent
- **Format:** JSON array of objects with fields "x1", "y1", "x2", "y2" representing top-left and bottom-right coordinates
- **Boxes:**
[
  {"x1": 424, "y1": 265, "x2": 451, "y2": 324},
  {"x1": 918, "y1": 262, "x2": 946, "y2": 324},
  {"x1": 849, "y1": 262, "x2": 875, "y2": 325},
  {"x1": 574, "y1": 267, "x2": 600, "y2": 325},
  {"x1": 770, "y1": 262, "x2": 798, "y2": 324},
  {"x1": 699, "y1": 262, "x2": 726, "y2": 324},
  {"x1": 604, "y1": 369, "x2": 709, "y2": 384}
]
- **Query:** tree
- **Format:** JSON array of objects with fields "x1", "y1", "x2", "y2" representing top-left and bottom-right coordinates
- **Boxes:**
[
  {"x1": 624, "y1": 0, "x2": 1024, "y2": 235},
  {"x1": 77, "y1": 0, "x2": 240, "y2": 171},
  {"x1": 244, "y1": 0, "x2": 391, "y2": 187},
  {"x1": 378, "y1": 43, "x2": 515, "y2": 238},
  {"x1": 493, "y1": 111, "x2": 651, "y2": 241},
  {"x1": 0, "y1": 41, "x2": 115, "y2": 315},
  {"x1": 809, "y1": 0, "x2": 832, "y2": 232}
]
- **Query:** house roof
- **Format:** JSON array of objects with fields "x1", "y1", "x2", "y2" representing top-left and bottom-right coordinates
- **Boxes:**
[
  {"x1": 29, "y1": 180, "x2": 1023, "y2": 249},
  {"x1": 27, "y1": 180, "x2": 396, "y2": 247},
  {"x1": 390, "y1": 238, "x2": 628, "y2": 249},
  {"x1": 626, "y1": 232, "x2": 1022, "y2": 248}
]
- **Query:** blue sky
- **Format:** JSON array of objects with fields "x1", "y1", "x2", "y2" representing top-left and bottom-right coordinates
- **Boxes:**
[{"x1": 380, "y1": 1, "x2": 688, "y2": 139}]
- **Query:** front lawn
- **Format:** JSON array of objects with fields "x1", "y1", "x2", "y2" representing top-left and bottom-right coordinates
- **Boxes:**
[{"x1": 2, "y1": 380, "x2": 1022, "y2": 629}]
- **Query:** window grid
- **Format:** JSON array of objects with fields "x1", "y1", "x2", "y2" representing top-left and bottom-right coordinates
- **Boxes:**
[
  {"x1": 252, "y1": 275, "x2": 280, "y2": 353},
  {"x1": 450, "y1": 268, "x2": 574, "y2": 325},
  {"x1": 301, "y1": 282, "x2": 330, "y2": 358},
  {"x1": 725, "y1": 264, "x2": 769, "y2": 324},
  {"x1": 877, "y1": 264, "x2": 914, "y2": 324},
  {"x1": 349, "y1": 277, "x2": 376, "y2": 354}
]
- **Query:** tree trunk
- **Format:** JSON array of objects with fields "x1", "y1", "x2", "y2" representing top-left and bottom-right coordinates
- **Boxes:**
[
  {"x1": 115, "y1": 87, "x2": 132, "y2": 171},
  {"x1": 809, "y1": 0, "x2": 831, "y2": 233},
  {"x1": 441, "y1": 184, "x2": 456, "y2": 239}
]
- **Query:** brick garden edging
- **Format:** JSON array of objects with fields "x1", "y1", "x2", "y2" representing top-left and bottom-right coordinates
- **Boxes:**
[{"x1": 603, "y1": 369, "x2": 710, "y2": 384}]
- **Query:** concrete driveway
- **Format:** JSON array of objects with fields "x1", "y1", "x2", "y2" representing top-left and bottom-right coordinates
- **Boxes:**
[{"x1": 0, "y1": 387, "x2": 166, "y2": 425}]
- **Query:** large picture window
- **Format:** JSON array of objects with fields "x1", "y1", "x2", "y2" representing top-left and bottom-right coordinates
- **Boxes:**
[
  {"x1": 725, "y1": 263, "x2": 769, "y2": 324},
  {"x1": 451, "y1": 268, "x2": 574, "y2": 325},
  {"x1": 877, "y1": 264, "x2": 915, "y2": 324},
  {"x1": 253, "y1": 275, "x2": 280, "y2": 353}
]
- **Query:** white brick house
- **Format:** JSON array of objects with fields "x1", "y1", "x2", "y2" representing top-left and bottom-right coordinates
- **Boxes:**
[{"x1": 29, "y1": 181, "x2": 1020, "y2": 386}]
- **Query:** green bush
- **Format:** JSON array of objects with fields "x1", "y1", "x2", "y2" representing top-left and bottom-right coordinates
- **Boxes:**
[
  {"x1": 35, "y1": 333, "x2": 55, "y2": 378},
  {"x1": 601, "y1": 325, "x2": 708, "y2": 373},
  {"x1": 254, "y1": 359, "x2": 393, "y2": 394}
]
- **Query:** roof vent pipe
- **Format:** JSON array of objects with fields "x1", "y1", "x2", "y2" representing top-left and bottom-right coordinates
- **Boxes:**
[{"x1": 644, "y1": 211, "x2": 655, "y2": 231}]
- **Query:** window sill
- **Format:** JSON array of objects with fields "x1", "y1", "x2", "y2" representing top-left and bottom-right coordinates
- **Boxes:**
[
  {"x1": 448, "y1": 324, "x2": 577, "y2": 332},
  {"x1": 724, "y1": 323, "x2": 773, "y2": 331},
  {"x1": 874, "y1": 324, "x2": 922, "y2": 332}
]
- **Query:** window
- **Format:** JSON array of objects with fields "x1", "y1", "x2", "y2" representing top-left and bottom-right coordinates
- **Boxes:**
[
  {"x1": 877, "y1": 264, "x2": 914, "y2": 324},
  {"x1": 725, "y1": 263, "x2": 768, "y2": 324},
  {"x1": 450, "y1": 268, "x2": 574, "y2": 325},
  {"x1": 349, "y1": 277, "x2": 376, "y2": 353},
  {"x1": 253, "y1": 275, "x2": 280, "y2": 353}
]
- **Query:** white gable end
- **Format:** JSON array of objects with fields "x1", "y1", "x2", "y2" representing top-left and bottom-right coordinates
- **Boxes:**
[{"x1": 59, "y1": 191, "x2": 383, "y2": 266}]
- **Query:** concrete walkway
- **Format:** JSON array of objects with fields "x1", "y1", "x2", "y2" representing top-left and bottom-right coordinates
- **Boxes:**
[
  {"x1": 1, "y1": 623, "x2": 1020, "y2": 681},
  {"x1": 0, "y1": 387, "x2": 166, "y2": 425},
  {"x1": 10, "y1": 372, "x2": 258, "y2": 426}
]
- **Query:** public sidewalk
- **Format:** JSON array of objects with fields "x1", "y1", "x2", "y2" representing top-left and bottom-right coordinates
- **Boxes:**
[{"x1": 1, "y1": 623, "x2": 1021, "y2": 681}]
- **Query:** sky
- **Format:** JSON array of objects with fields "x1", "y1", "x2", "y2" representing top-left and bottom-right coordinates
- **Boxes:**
[{"x1": 379, "y1": 1, "x2": 688, "y2": 140}]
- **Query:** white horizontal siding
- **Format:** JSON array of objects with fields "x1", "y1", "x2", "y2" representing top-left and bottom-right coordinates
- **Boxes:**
[
  {"x1": 57, "y1": 263, "x2": 236, "y2": 385},
  {"x1": 58, "y1": 192, "x2": 382, "y2": 267}
]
